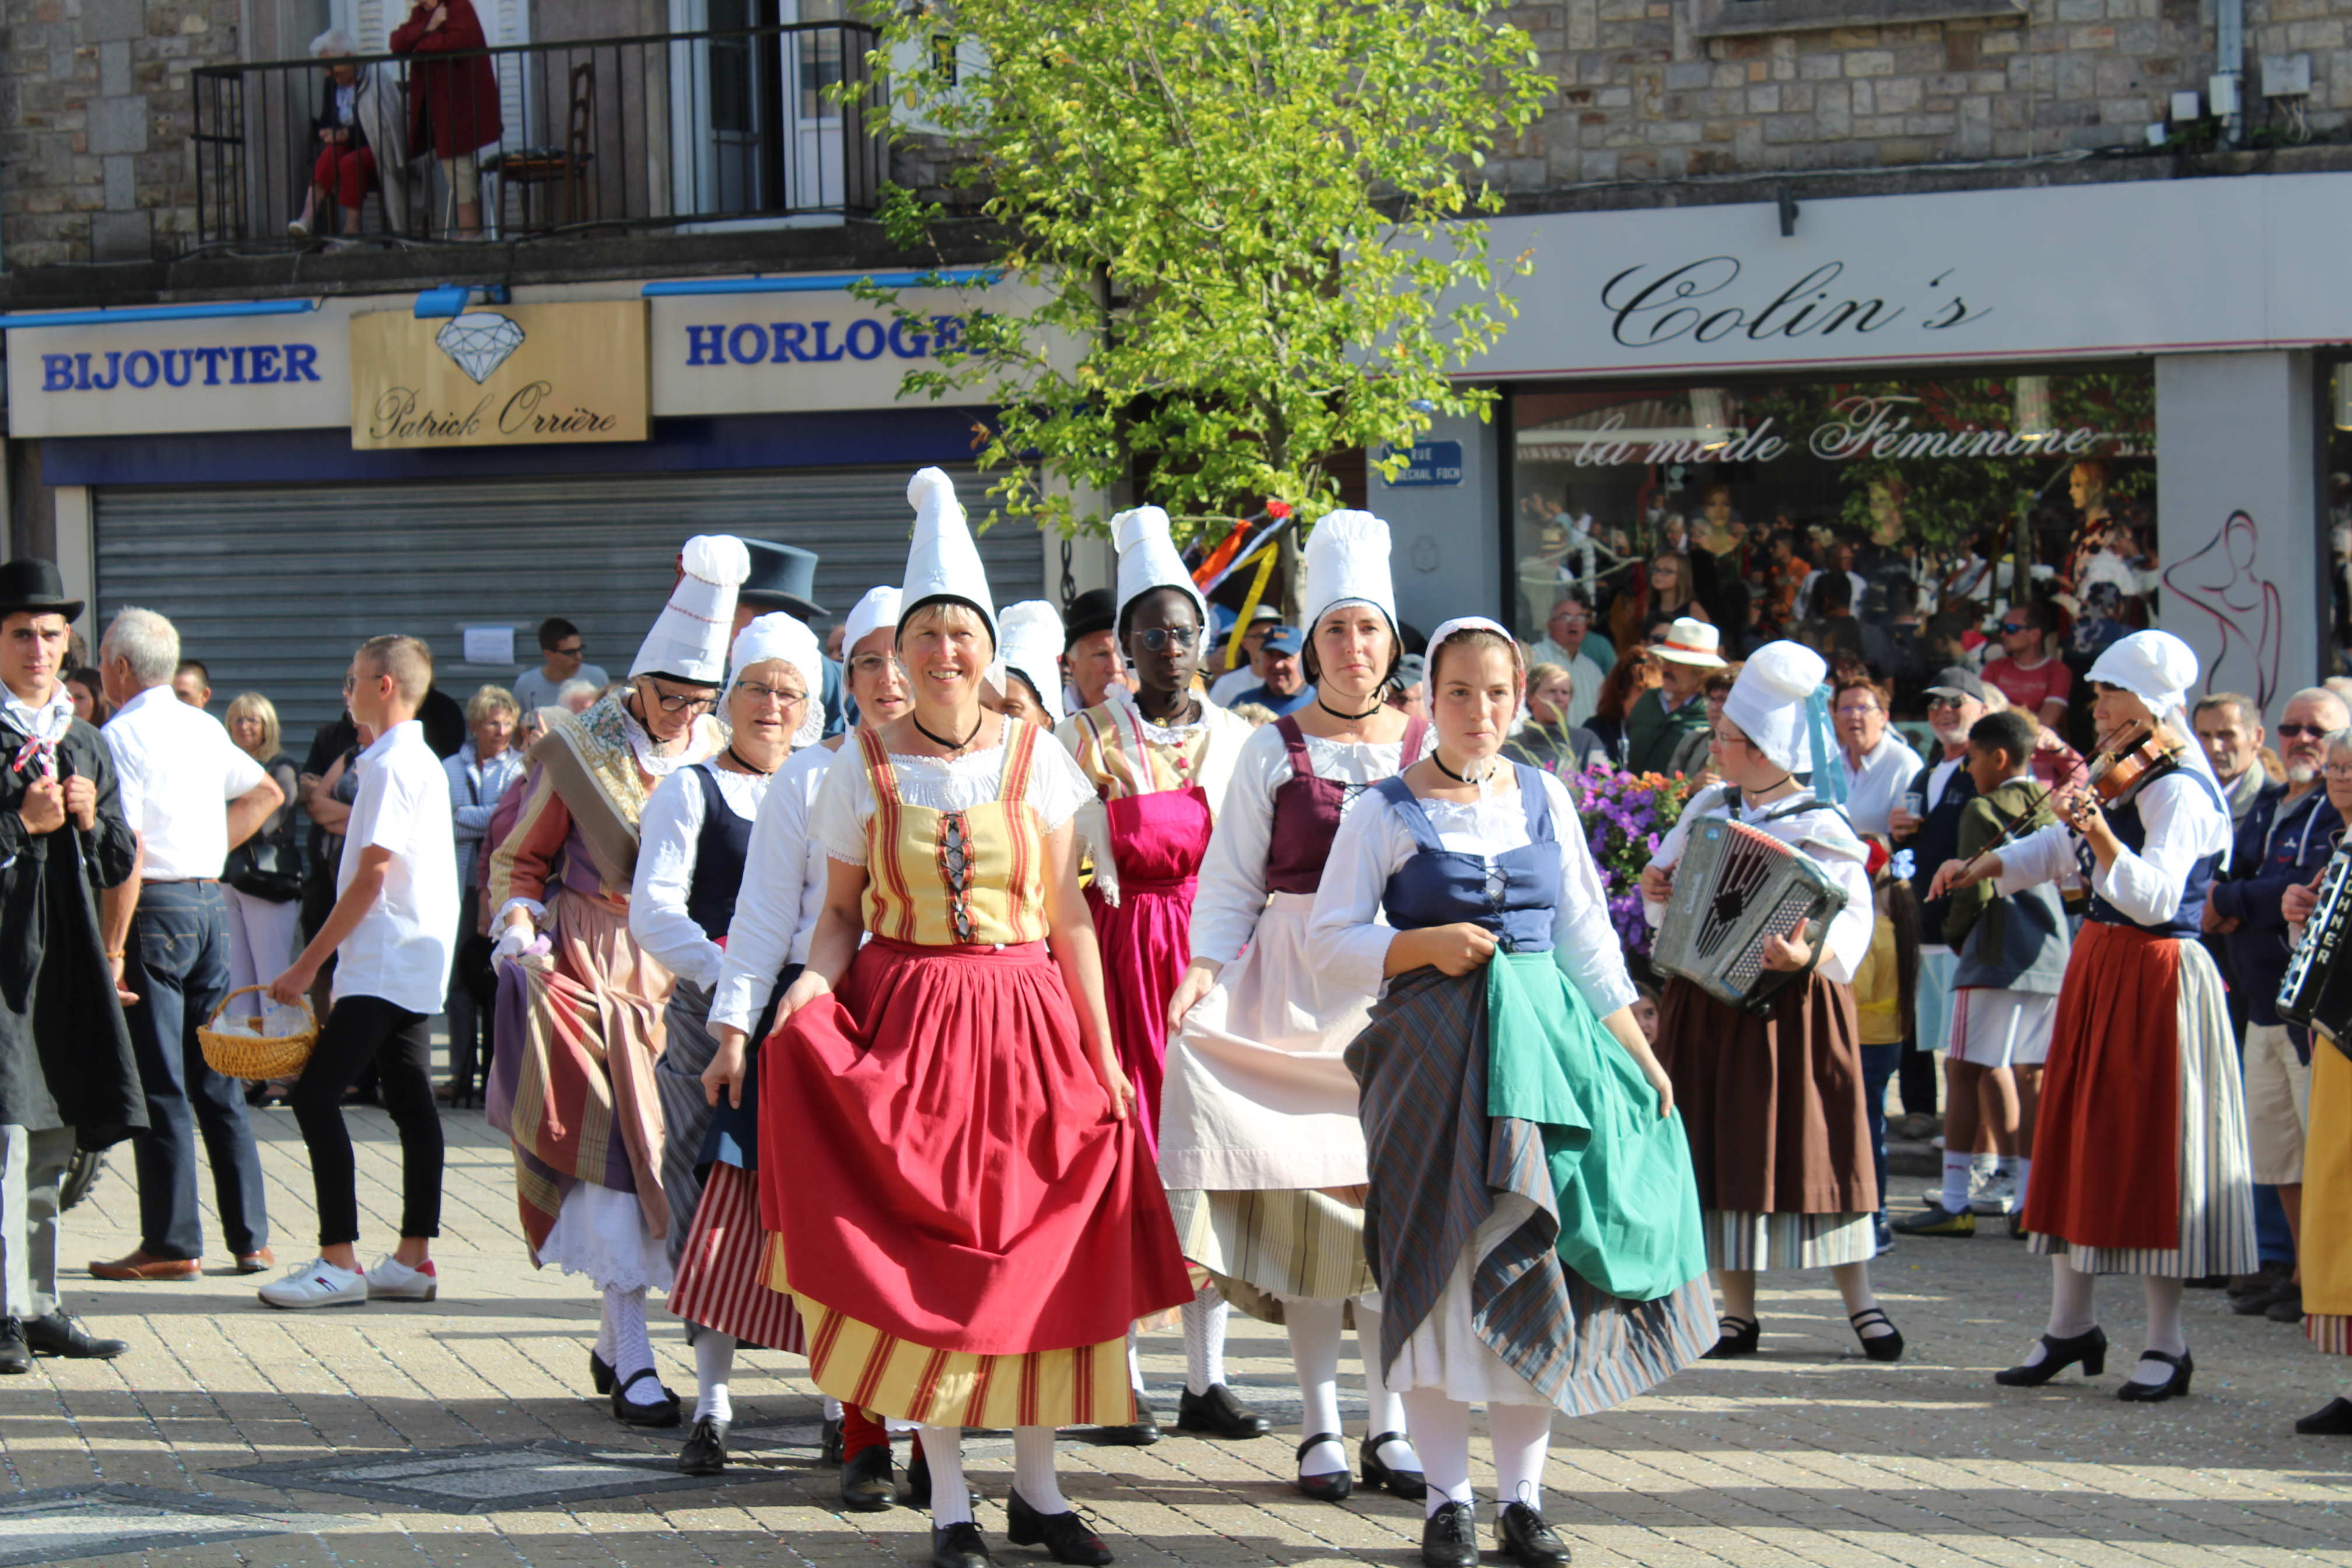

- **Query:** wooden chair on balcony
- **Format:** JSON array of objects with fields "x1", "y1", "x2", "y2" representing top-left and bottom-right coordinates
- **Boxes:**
[{"x1": 484, "y1": 61, "x2": 597, "y2": 233}]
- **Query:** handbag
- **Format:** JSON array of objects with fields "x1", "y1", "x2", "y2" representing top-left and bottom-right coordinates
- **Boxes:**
[{"x1": 225, "y1": 832, "x2": 303, "y2": 902}]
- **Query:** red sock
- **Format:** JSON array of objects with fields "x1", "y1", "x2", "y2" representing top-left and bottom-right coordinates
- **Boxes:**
[{"x1": 841, "y1": 1404, "x2": 890, "y2": 1462}]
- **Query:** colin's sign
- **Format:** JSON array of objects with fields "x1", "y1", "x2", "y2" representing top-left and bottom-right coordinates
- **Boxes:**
[{"x1": 349, "y1": 300, "x2": 649, "y2": 450}]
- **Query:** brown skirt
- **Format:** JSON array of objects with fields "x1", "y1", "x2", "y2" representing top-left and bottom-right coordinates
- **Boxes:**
[{"x1": 1655, "y1": 970, "x2": 1877, "y2": 1217}]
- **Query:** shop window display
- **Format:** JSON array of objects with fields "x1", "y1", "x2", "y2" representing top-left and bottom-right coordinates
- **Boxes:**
[{"x1": 1509, "y1": 371, "x2": 2154, "y2": 747}]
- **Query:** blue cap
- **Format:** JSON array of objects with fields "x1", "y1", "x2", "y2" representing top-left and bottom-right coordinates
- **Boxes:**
[{"x1": 1261, "y1": 625, "x2": 1304, "y2": 656}]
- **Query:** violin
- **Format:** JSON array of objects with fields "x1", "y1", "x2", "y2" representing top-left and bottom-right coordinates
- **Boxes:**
[{"x1": 2067, "y1": 722, "x2": 2185, "y2": 824}]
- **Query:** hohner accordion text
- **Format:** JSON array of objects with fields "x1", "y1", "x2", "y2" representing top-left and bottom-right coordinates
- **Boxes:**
[
  {"x1": 2277, "y1": 847, "x2": 2352, "y2": 1044},
  {"x1": 1653, "y1": 818, "x2": 1851, "y2": 1014}
]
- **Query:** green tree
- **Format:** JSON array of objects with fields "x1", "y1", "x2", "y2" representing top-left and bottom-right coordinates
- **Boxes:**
[{"x1": 854, "y1": 0, "x2": 1550, "y2": 547}]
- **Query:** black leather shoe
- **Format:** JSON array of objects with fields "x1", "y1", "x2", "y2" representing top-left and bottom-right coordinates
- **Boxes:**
[
  {"x1": 1292, "y1": 1433, "x2": 1352, "y2": 1503},
  {"x1": 1175, "y1": 1384, "x2": 1269, "y2": 1439},
  {"x1": 907, "y1": 1444, "x2": 932, "y2": 1507},
  {"x1": 821, "y1": 1413, "x2": 844, "y2": 1464},
  {"x1": 1703, "y1": 1314, "x2": 1759, "y2": 1358},
  {"x1": 1360, "y1": 1431, "x2": 1426, "y2": 1501},
  {"x1": 610, "y1": 1367, "x2": 682, "y2": 1427},
  {"x1": 23, "y1": 1311, "x2": 127, "y2": 1360},
  {"x1": 1994, "y1": 1326, "x2": 2106, "y2": 1387},
  {"x1": 1849, "y1": 1308, "x2": 1905, "y2": 1363},
  {"x1": 932, "y1": 1521, "x2": 993, "y2": 1568},
  {"x1": 1420, "y1": 1500, "x2": 1479, "y2": 1568},
  {"x1": 840, "y1": 1441, "x2": 894, "y2": 1511},
  {"x1": 589, "y1": 1350, "x2": 615, "y2": 1395},
  {"x1": 1095, "y1": 1387, "x2": 1161, "y2": 1446},
  {"x1": 678, "y1": 1416, "x2": 729, "y2": 1476},
  {"x1": 2295, "y1": 1396, "x2": 2352, "y2": 1434},
  {"x1": 1007, "y1": 1489, "x2": 1114, "y2": 1565},
  {"x1": 1497, "y1": 1500, "x2": 1573, "y2": 1567},
  {"x1": 0, "y1": 1318, "x2": 29, "y2": 1376},
  {"x1": 2115, "y1": 1348, "x2": 2193, "y2": 1402}
]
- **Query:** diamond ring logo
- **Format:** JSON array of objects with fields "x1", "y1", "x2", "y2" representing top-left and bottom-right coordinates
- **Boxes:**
[{"x1": 435, "y1": 311, "x2": 526, "y2": 383}]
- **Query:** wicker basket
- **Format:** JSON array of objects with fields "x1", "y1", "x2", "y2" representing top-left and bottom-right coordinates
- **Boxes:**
[{"x1": 197, "y1": 985, "x2": 320, "y2": 1082}]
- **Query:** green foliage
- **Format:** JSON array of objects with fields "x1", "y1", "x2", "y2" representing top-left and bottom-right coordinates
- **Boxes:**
[{"x1": 847, "y1": 1, "x2": 1550, "y2": 541}]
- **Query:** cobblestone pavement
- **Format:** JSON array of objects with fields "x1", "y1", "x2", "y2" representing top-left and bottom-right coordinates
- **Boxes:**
[{"x1": 4, "y1": 1104, "x2": 2348, "y2": 1568}]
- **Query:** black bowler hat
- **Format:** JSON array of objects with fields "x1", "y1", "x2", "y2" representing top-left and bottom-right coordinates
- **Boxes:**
[
  {"x1": 0, "y1": 557, "x2": 83, "y2": 621},
  {"x1": 738, "y1": 538, "x2": 827, "y2": 620},
  {"x1": 1063, "y1": 587, "x2": 1116, "y2": 646}
]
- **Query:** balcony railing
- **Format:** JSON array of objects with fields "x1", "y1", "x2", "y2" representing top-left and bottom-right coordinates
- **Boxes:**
[{"x1": 190, "y1": 23, "x2": 884, "y2": 251}]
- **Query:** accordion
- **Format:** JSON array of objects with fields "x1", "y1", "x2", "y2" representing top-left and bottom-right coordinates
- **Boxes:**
[
  {"x1": 2277, "y1": 848, "x2": 2352, "y2": 1048},
  {"x1": 1653, "y1": 817, "x2": 1852, "y2": 1014}
]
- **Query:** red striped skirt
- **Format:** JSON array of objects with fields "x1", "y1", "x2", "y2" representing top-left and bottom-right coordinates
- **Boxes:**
[{"x1": 668, "y1": 1163, "x2": 804, "y2": 1353}]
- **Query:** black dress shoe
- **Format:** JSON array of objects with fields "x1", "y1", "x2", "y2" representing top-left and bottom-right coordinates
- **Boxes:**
[
  {"x1": 678, "y1": 1416, "x2": 729, "y2": 1476},
  {"x1": 1994, "y1": 1326, "x2": 2106, "y2": 1387},
  {"x1": 1421, "y1": 1500, "x2": 1479, "y2": 1568},
  {"x1": 1095, "y1": 1387, "x2": 1161, "y2": 1446},
  {"x1": 1292, "y1": 1433, "x2": 1352, "y2": 1503},
  {"x1": 1849, "y1": 1307, "x2": 1905, "y2": 1363},
  {"x1": 1497, "y1": 1500, "x2": 1574, "y2": 1568},
  {"x1": 907, "y1": 1444, "x2": 932, "y2": 1506},
  {"x1": 2295, "y1": 1396, "x2": 2352, "y2": 1434},
  {"x1": 1703, "y1": 1314, "x2": 1759, "y2": 1358},
  {"x1": 23, "y1": 1311, "x2": 127, "y2": 1360},
  {"x1": 2115, "y1": 1349, "x2": 2193, "y2": 1403},
  {"x1": 2232, "y1": 1279, "x2": 2295, "y2": 1316},
  {"x1": 1007, "y1": 1489, "x2": 1115, "y2": 1565},
  {"x1": 821, "y1": 1413, "x2": 844, "y2": 1464},
  {"x1": 1175, "y1": 1384, "x2": 1269, "y2": 1438},
  {"x1": 840, "y1": 1442, "x2": 894, "y2": 1511},
  {"x1": 610, "y1": 1367, "x2": 682, "y2": 1427},
  {"x1": 932, "y1": 1521, "x2": 993, "y2": 1568},
  {"x1": 0, "y1": 1318, "x2": 30, "y2": 1376},
  {"x1": 1360, "y1": 1431, "x2": 1427, "y2": 1501},
  {"x1": 589, "y1": 1350, "x2": 615, "y2": 1395}
]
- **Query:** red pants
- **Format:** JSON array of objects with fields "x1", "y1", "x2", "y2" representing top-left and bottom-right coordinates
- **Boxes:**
[{"x1": 312, "y1": 143, "x2": 376, "y2": 208}]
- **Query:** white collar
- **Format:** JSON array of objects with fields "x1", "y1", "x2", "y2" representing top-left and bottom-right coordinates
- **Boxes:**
[
  {"x1": 621, "y1": 699, "x2": 698, "y2": 778},
  {"x1": 116, "y1": 684, "x2": 177, "y2": 720},
  {"x1": 360, "y1": 719, "x2": 422, "y2": 764}
]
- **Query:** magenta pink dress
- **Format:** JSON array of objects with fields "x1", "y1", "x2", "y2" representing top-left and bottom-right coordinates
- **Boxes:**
[{"x1": 1084, "y1": 785, "x2": 1214, "y2": 1159}]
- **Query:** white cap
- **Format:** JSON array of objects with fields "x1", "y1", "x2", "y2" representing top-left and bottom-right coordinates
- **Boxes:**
[
  {"x1": 2087, "y1": 629, "x2": 2226, "y2": 844},
  {"x1": 900, "y1": 466, "x2": 995, "y2": 645},
  {"x1": 992, "y1": 600, "x2": 1066, "y2": 724},
  {"x1": 1112, "y1": 506, "x2": 1207, "y2": 635},
  {"x1": 631, "y1": 534, "x2": 751, "y2": 685},
  {"x1": 1722, "y1": 640, "x2": 1825, "y2": 775},
  {"x1": 730, "y1": 610, "x2": 825, "y2": 748},
  {"x1": 843, "y1": 585, "x2": 903, "y2": 654},
  {"x1": 1651, "y1": 617, "x2": 1727, "y2": 668},
  {"x1": 1301, "y1": 510, "x2": 1398, "y2": 634}
]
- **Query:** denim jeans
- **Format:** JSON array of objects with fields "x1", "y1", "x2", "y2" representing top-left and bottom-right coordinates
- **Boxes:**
[
  {"x1": 1859, "y1": 1041, "x2": 1903, "y2": 1220},
  {"x1": 124, "y1": 880, "x2": 269, "y2": 1261}
]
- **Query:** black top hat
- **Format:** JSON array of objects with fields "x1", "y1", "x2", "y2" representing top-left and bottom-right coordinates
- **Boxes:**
[
  {"x1": 1063, "y1": 587, "x2": 1116, "y2": 646},
  {"x1": 738, "y1": 539, "x2": 827, "y2": 620},
  {"x1": 0, "y1": 558, "x2": 83, "y2": 622}
]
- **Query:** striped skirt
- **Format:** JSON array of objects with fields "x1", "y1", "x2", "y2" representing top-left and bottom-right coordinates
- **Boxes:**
[
  {"x1": 1703, "y1": 1210, "x2": 1877, "y2": 1272},
  {"x1": 653, "y1": 980, "x2": 725, "y2": 1272},
  {"x1": 668, "y1": 1164, "x2": 803, "y2": 1352},
  {"x1": 1166, "y1": 1186, "x2": 1378, "y2": 1322},
  {"x1": 2028, "y1": 928, "x2": 2256, "y2": 1278}
]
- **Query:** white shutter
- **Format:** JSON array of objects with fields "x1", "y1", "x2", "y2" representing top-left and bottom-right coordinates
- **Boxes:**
[
  {"x1": 485, "y1": 0, "x2": 530, "y2": 154},
  {"x1": 334, "y1": 0, "x2": 391, "y2": 52}
]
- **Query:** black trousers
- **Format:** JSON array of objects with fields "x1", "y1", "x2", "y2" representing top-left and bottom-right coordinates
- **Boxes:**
[{"x1": 289, "y1": 995, "x2": 442, "y2": 1247}]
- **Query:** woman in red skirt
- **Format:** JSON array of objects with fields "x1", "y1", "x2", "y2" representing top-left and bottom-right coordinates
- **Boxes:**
[{"x1": 760, "y1": 470, "x2": 1194, "y2": 1568}]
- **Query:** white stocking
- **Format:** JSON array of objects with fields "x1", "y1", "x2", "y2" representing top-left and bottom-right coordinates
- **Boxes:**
[
  {"x1": 1354, "y1": 1301, "x2": 1417, "y2": 1473},
  {"x1": 606, "y1": 1286, "x2": 666, "y2": 1406},
  {"x1": 821, "y1": 1393, "x2": 843, "y2": 1422},
  {"x1": 1013, "y1": 1424, "x2": 1068, "y2": 1513},
  {"x1": 2139, "y1": 1275, "x2": 2188, "y2": 1374},
  {"x1": 692, "y1": 1332, "x2": 734, "y2": 1423},
  {"x1": 1126, "y1": 1326, "x2": 1147, "y2": 1396},
  {"x1": 594, "y1": 1290, "x2": 615, "y2": 1363},
  {"x1": 919, "y1": 1425, "x2": 972, "y2": 1527},
  {"x1": 1489, "y1": 1402, "x2": 1555, "y2": 1513},
  {"x1": 2020, "y1": 1254, "x2": 2098, "y2": 1367},
  {"x1": 1183, "y1": 1283, "x2": 1228, "y2": 1395},
  {"x1": 1399, "y1": 1388, "x2": 1474, "y2": 1518},
  {"x1": 1282, "y1": 1296, "x2": 1347, "y2": 1476}
]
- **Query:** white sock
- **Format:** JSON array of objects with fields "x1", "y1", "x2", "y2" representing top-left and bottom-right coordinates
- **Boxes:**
[
  {"x1": 595, "y1": 1291, "x2": 616, "y2": 1364},
  {"x1": 606, "y1": 1286, "x2": 666, "y2": 1406},
  {"x1": 1940, "y1": 1151, "x2": 1973, "y2": 1213},
  {"x1": 822, "y1": 1393, "x2": 844, "y2": 1423},
  {"x1": 2020, "y1": 1255, "x2": 2098, "y2": 1367},
  {"x1": 1126, "y1": 1326, "x2": 1146, "y2": 1396},
  {"x1": 1399, "y1": 1388, "x2": 1474, "y2": 1518},
  {"x1": 1183, "y1": 1284, "x2": 1227, "y2": 1395},
  {"x1": 693, "y1": 1332, "x2": 734, "y2": 1423},
  {"x1": 1354, "y1": 1301, "x2": 1417, "y2": 1473},
  {"x1": 2138, "y1": 1275, "x2": 2188, "y2": 1377},
  {"x1": 1489, "y1": 1402, "x2": 1555, "y2": 1514},
  {"x1": 1013, "y1": 1424, "x2": 1068, "y2": 1513},
  {"x1": 1832, "y1": 1262, "x2": 1891, "y2": 1338},
  {"x1": 1282, "y1": 1297, "x2": 1348, "y2": 1476},
  {"x1": 921, "y1": 1425, "x2": 972, "y2": 1527}
]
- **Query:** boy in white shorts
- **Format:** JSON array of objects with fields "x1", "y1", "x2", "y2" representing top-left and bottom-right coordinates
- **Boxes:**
[{"x1": 1900, "y1": 709, "x2": 2071, "y2": 1238}]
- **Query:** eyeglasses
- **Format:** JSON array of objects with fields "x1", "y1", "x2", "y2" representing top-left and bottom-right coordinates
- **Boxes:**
[
  {"x1": 552, "y1": 643, "x2": 584, "y2": 656},
  {"x1": 735, "y1": 680, "x2": 807, "y2": 708},
  {"x1": 2280, "y1": 723, "x2": 2333, "y2": 739},
  {"x1": 1926, "y1": 695, "x2": 1970, "y2": 710},
  {"x1": 2327, "y1": 762, "x2": 2352, "y2": 780},
  {"x1": 1997, "y1": 622, "x2": 2030, "y2": 634},
  {"x1": 1834, "y1": 704, "x2": 1882, "y2": 720},
  {"x1": 1550, "y1": 611, "x2": 1590, "y2": 626},
  {"x1": 646, "y1": 685, "x2": 717, "y2": 714},
  {"x1": 1131, "y1": 626, "x2": 1199, "y2": 652},
  {"x1": 849, "y1": 654, "x2": 906, "y2": 678}
]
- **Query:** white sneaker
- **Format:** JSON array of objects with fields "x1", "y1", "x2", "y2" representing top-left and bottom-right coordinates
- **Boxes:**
[
  {"x1": 258, "y1": 1256, "x2": 368, "y2": 1309},
  {"x1": 1971, "y1": 1169, "x2": 2019, "y2": 1216},
  {"x1": 366, "y1": 1255, "x2": 439, "y2": 1301}
]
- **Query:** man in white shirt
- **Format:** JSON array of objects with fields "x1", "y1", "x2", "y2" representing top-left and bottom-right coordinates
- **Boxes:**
[
  {"x1": 90, "y1": 607, "x2": 284, "y2": 1283},
  {"x1": 1831, "y1": 672, "x2": 1924, "y2": 839},
  {"x1": 1527, "y1": 589, "x2": 1614, "y2": 730},
  {"x1": 513, "y1": 617, "x2": 610, "y2": 715},
  {"x1": 260, "y1": 636, "x2": 457, "y2": 1309}
]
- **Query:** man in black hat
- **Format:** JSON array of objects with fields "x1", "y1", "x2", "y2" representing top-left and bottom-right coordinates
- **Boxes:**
[
  {"x1": 731, "y1": 539, "x2": 844, "y2": 737},
  {"x1": 1059, "y1": 587, "x2": 1129, "y2": 719},
  {"x1": 0, "y1": 559, "x2": 144, "y2": 1372}
]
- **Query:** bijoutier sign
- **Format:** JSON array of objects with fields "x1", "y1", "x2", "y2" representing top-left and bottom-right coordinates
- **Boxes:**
[
  {"x1": 1476, "y1": 171, "x2": 2352, "y2": 377},
  {"x1": 3, "y1": 302, "x2": 356, "y2": 438},
  {"x1": 349, "y1": 300, "x2": 649, "y2": 450}
]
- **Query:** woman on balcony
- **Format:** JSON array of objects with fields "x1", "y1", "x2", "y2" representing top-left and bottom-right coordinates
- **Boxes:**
[
  {"x1": 289, "y1": 30, "x2": 379, "y2": 240},
  {"x1": 391, "y1": 0, "x2": 505, "y2": 240}
]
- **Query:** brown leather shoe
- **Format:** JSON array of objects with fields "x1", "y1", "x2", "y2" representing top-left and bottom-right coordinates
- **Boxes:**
[
  {"x1": 89, "y1": 1251, "x2": 201, "y2": 1281},
  {"x1": 235, "y1": 1250, "x2": 276, "y2": 1275}
]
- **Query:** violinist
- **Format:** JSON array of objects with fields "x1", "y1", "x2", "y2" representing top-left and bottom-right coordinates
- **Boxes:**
[{"x1": 1930, "y1": 630, "x2": 2256, "y2": 1406}]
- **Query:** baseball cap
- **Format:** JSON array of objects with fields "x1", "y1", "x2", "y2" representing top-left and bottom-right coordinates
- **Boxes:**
[
  {"x1": 1261, "y1": 625, "x2": 1304, "y2": 657},
  {"x1": 1924, "y1": 667, "x2": 1988, "y2": 703}
]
